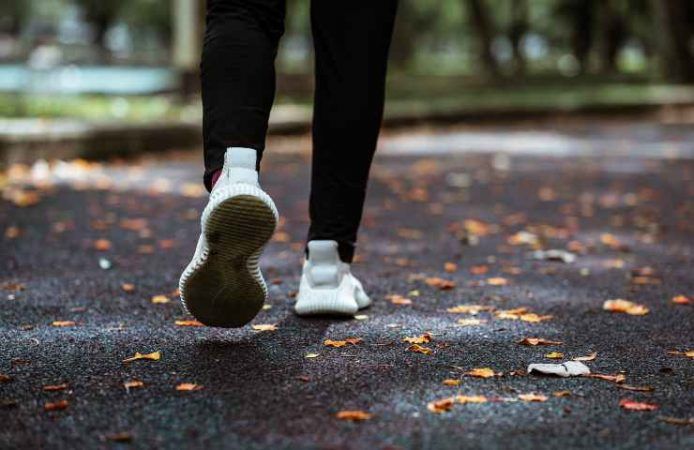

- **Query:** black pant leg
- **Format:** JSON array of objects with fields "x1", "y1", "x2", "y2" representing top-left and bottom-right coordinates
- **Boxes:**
[
  {"x1": 308, "y1": 0, "x2": 399, "y2": 262},
  {"x1": 201, "y1": 0, "x2": 286, "y2": 191}
]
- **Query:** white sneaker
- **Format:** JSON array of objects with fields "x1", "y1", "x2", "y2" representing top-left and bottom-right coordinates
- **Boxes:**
[
  {"x1": 179, "y1": 147, "x2": 278, "y2": 327},
  {"x1": 295, "y1": 240, "x2": 371, "y2": 316}
]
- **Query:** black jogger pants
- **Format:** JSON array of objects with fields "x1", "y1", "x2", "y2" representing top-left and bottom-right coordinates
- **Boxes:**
[{"x1": 201, "y1": 0, "x2": 398, "y2": 262}]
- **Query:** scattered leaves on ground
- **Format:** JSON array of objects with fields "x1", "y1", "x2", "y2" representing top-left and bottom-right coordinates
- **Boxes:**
[
  {"x1": 603, "y1": 299, "x2": 649, "y2": 315},
  {"x1": 402, "y1": 333, "x2": 432, "y2": 344},
  {"x1": 407, "y1": 344, "x2": 433, "y2": 355}
]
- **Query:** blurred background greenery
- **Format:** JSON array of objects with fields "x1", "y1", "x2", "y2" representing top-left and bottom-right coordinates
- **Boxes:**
[{"x1": 1, "y1": 0, "x2": 693, "y2": 121}]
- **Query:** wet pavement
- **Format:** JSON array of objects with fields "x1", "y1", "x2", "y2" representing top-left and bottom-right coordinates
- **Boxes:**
[{"x1": 1, "y1": 120, "x2": 693, "y2": 449}]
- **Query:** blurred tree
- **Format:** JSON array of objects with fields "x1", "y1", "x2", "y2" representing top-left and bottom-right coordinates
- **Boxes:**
[
  {"x1": 651, "y1": 0, "x2": 694, "y2": 82},
  {"x1": 596, "y1": 0, "x2": 627, "y2": 73},
  {"x1": 555, "y1": 0, "x2": 595, "y2": 74},
  {"x1": 465, "y1": 0, "x2": 499, "y2": 77},
  {"x1": 0, "y1": 1, "x2": 31, "y2": 36},
  {"x1": 74, "y1": 0, "x2": 121, "y2": 58},
  {"x1": 508, "y1": 0, "x2": 528, "y2": 75}
]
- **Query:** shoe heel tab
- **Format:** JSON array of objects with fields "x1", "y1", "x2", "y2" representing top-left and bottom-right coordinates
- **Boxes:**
[
  {"x1": 225, "y1": 147, "x2": 257, "y2": 170},
  {"x1": 307, "y1": 240, "x2": 339, "y2": 264}
]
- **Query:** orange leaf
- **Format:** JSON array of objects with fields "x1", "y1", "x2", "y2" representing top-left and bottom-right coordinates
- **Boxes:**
[
  {"x1": 573, "y1": 352, "x2": 598, "y2": 361},
  {"x1": 176, "y1": 383, "x2": 203, "y2": 391},
  {"x1": 619, "y1": 399, "x2": 658, "y2": 411},
  {"x1": 603, "y1": 299, "x2": 649, "y2": 316},
  {"x1": 151, "y1": 295, "x2": 170, "y2": 304},
  {"x1": 465, "y1": 367, "x2": 497, "y2": 378},
  {"x1": 123, "y1": 351, "x2": 161, "y2": 363},
  {"x1": 93, "y1": 239, "x2": 112, "y2": 251},
  {"x1": 43, "y1": 383, "x2": 68, "y2": 392},
  {"x1": 44, "y1": 400, "x2": 69, "y2": 411},
  {"x1": 175, "y1": 319, "x2": 204, "y2": 327},
  {"x1": 518, "y1": 338, "x2": 563, "y2": 346},
  {"x1": 336, "y1": 410, "x2": 372, "y2": 421},
  {"x1": 387, "y1": 294, "x2": 412, "y2": 305},
  {"x1": 51, "y1": 321, "x2": 76, "y2": 327},
  {"x1": 123, "y1": 380, "x2": 144, "y2": 390},
  {"x1": 402, "y1": 333, "x2": 432, "y2": 344},
  {"x1": 486, "y1": 277, "x2": 508, "y2": 286},
  {"x1": 425, "y1": 277, "x2": 456, "y2": 290},
  {"x1": 456, "y1": 395, "x2": 487, "y2": 404},
  {"x1": 518, "y1": 393, "x2": 548, "y2": 402},
  {"x1": 427, "y1": 397, "x2": 455, "y2": 413},
  {"x1": 407, "y1": 344, "x2": 432, "y2": 355},
  {"x1": 252, "y1": 324, "x2": 277, "y2": 332},
  {"x1": 442, "y1": 379, "x2": 461, "y2": 386},
  {"x1": 671, "y1": 295, "x2": 691, "y2": 305},
  {"x1": 444, "y1": 262, "x2": 458, "y2": 273}
]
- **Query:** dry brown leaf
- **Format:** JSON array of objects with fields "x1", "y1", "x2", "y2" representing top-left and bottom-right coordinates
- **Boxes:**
[
  {"x1": 387, "y1": 294, "x2": 412, "y2": 305},
  {"x1": 518, "y1": 393, "x2": 548, "y2": 402},
  {"x1": 667, "y1": 350, "x2": 694, "y2": 359},
  {"x1": 446, "y1": 304, "x2": 493, "y2": 315},
  {"x1": 0, "y1": 374, "x2": 12, "y2": 383},
  {"x1": 444, "y1": 262, "x2": 458, "y2": 273},
  {"x1": 425, "y1": 277, "x2": 456, "y2": 290},
  {"x1": 603, "y1": 299, "x2": 649, "y2": 316},
  {"x1": 51, "y1": 321, "x2": 76, "y2": 327},
  {"x1": 151, "y1": 295, "x2": 170, "y2": 304},
  {"x1": 671, "y1": 295, "x2": 691, "y2": 305},
  {"x1": 470, "y1": 265, "x2": 489, "y2": 275},
  {"x1": 427, "y1": 397, "x2": 455, "y2": 413},
  {"x1": 584, "y1": 373, "x2": 626, "y2": 384},
  {"x1": 407, "y1": 344, "x2": 432, "y2": 355},
  {"x1": 520, "y1": 313, "x2": 553, "y2": 323},
  {"x1": 442, "y1": 379, "x2": 461, "y2": 386},
  {"x1": 252, "y1": 324, "x2": 277, "y2": 332},
  {"x1": 617, "y1": 385, "x2": 654, "y2": 392},
  {"x1": 619, "y1": 399, "x2": 658, "y2": 411},
  {"x1": 402, "y1": 333, "x2": 432, "y2": 344},
  {"x1": 553, "y1": 390, "x2": 571, "y2": 397},
  {"x1": 659, "y1": 416, "x2": 694, "y2": 426},
  {"x1": 43, "y1": 383, "x2": 68, "y2": 392},
  {"x1": 93, "y1": 239, "x2": 112, "y2": 251},
  {"x1": 573, "y1": 352, "x2": 597, "y2": 361},
  {"x1": 518, "y1": 338, "x2": 563, "y2": 346},
  {"x1": 456, "y1": 395, "x2": 487, "y2": 404},
  {"x1": 176, "y1": 383, "x2": 203, "y2": 391},
  {"x1": 123, "y1": 380, "x2": 144, "y2": 390},
  {"x1": 104, "y1": 432, "x2": 133, "y2": 442},
  {"x1": 465, "y1": 367, "x2": 497, "y2": 378},
  {"x1": 335, "y1": 410, "x2": 372, "y2": 421},
  {"x1": 545, "y1": 352, "x2": 564, "y2": 359},
  {"x1": 121, "y1": 283, "x2": 135, "y2": 293},
  {"x1": 123, "y1": 351, "x2": 161, "y2": 363},
  {"x1": 486, "y1": 277, "x2": 508, "y2": 286},
  {"x1": 44, "y1": 400, "x2": 69, "y2": 411},
  {"x1": 175, "y1": 319, "x2": 204, "y2": 327},
  {"x1": 457, "y1": 318, "x2": 486, "y2": 326}
]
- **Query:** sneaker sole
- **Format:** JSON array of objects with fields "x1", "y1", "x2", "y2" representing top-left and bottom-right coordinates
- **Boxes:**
[{"x1": 180, "y1": 185, "x2": 277, "y2": 327}]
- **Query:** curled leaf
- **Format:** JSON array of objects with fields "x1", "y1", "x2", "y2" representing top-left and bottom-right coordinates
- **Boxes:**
[
  {"x1": 123, "y1": 351, "x2": 161, "y2": 363},
  {"x1": 336, "y1": 410, "x2": 372, "y2": 421}
]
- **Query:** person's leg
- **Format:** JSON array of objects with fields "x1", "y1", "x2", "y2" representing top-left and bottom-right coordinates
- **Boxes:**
[
  {"x1": 201, "y1": 0, "x2": 286, "y2": 191},
  {"x1": 180, "y1": 0, "x2": 284, "y2": 327},
  {"x1": 295, "y1": 0, "x2": 398, "y2": 317},
  {"x1": 308, "y1": 0, "x2": 399, "y2": 262}
]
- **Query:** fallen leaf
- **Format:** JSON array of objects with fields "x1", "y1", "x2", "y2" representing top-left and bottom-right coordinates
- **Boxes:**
[
  {"x1": 520, "y1": 313, "x2": 553, "y2": 323},
  {"x1": 252, "y1": 324, "x2": 277, "y2": 332},
  {"x1": 175, "y1": 319, "x2": 204, "y2": 327},
  {"x1": 42, "y1": 383, "x2": 68, "y2": 392},
  {"x1": 425, "y1": 277, "x2": 456, "y2": 290},
  {"x1": 103, "y1": 432, "x2": 133, "y2": 442},
  {"x1": 442, "y1": 379, "x2": 461, "y2": 386},
  {"x1": 44, "y1": 400, "x2": 69, "y2": 411},
  {"x1": 603, "y1": 299, "x2": 649, "y2": 316},
  {"x1": 456, "y1": 395, "x2": 487, "y2": 404},
  {"x1": 324, "y1": 338, "x2": 361, "y2": 348},
  {"x1": 51, "y1": 321, "x2": 76, "y2": 327},
  {"x1": 486, "y1": 277, "x2": 508, "y2": 286},
  {"x1": 387, "y1": 294, "x2": 412, "y2": 305},
  {"x1": 457, "y1": 318, "x2": 486, "y2": 326},
  {"x1": 671, "y1": 295, "x2": 691, "y2": 305},
  {"x1": 123, "y1": 351, "x2": 161, "y2": 363},
  {"x1": 444, "y1": 262, "x2": 458, "y2": 273},
  {"x1": 667, "y1": 350, "x2": 694, "y2": 359},
  {"x1": 465, "y1": 368, "x2": 497, "y2": 378},
  {"x1": 427, "y1": 397, "x2": 455, "y2": 413},
  {"x1": 659, "y1": 416, "x2": 694, "y2": 426},
  {"x1": 573, "y1": 352, "x2": 597, "y2": 361},
  {"x1": 619, "y1": 399, "x2": 658, "y2": 411},
  {"x1": 407, "y1": 344, "x2": 432, "y2": 355},
  {"x1": 121, "y1": 283, "x2": 135, "y2": 293},
  {"x1": 93, "y1": 239, "x2": 112, "y2": 251},
  {"x1": 123, "y1": 380, "x2": 144, "y2": 390},
  {"x1": 336, "y1": 410, "x2": 372, "y2": 421},
  {"x1": 402, "y1": 333, "x2": 432, "y2": 344},
  {"x1": 447, "y1": 304, "x2": 493, "y2": 315},
  {"x1": 617, "y1": 385, "x2": 654, "y2": 392},
  {"x1": 0, "y1": 374, "x2": 12, "y2": 383},
  {"x1": 151, "y1": 295, "x2": 170, "y2": 304},
  {"x1": 553, "y1": 391, "x2": 571, "y2": 397},
  {"x1": 518, "y1": 338, "x2": 563, "y2": 346},
  {"x1": 545, "y1": 352, "x2": 564, "y2": 359},
  {"x1": 176, "y1": 383, "x2": 203, "y2": 391},
  {"x1": 584, "y1": 373, "x2": 626, "y2": 384},
  {"x1": 305, "y1": 353, "x2": 319, "y2": 358},
  {"x1": 518, "y1": 393, "x2": 548, "y2": 402}
]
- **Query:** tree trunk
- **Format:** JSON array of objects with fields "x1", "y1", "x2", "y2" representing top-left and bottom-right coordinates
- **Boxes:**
[
  {"x1": 465, "y1": 0, "x2": 499, "y2": 78},
  {"x1": 651, "y1": 0, "x2": 694, "y2": 82},
  {"x1": 569, "y1": 0, "x2": 594, "y2": 74},
  {"x1": 597, "y1": 0, "x2": 625, "y2": 74},
  {"x1": 509, "y1": 0, "x2": 528, "y2": 75}
]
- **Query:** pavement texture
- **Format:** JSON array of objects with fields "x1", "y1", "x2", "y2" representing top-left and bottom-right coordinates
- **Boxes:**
[{"x1": 1, "y1": 120, "x2": 693, "y2": 449}]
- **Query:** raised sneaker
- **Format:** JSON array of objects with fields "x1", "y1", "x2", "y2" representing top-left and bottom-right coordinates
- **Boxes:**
[{"x1": 179, "y1": 147, "x2": 278, "y2": 327}]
